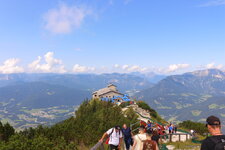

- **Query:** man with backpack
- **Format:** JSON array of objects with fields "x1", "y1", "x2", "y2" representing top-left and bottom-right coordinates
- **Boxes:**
[
  {"x1": 201, "y1": 115, "x2": 225, "y2": 150},
  {"x1": 100, "y1": 125, "x2": 123, "y2": 150}
]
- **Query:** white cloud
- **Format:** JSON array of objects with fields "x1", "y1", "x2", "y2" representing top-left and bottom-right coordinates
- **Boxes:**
[
  {"x1": 43, "y1": 3, "x2": 92, "y2": 34},
  {"x1": 72, "y1": 64, "x2": 95, "y2": 73},
  {"x1": 166, "y1": 64, "x2": 190, "y2": 73},
  {"x1": 0, "y1": 58, "x2": 24, "y2": 74},
  {"x1": 154, "y1": 64, "x2": 191, "y2": 74},
  {"x1": 199, "y1": 0, "x2": 225, "y2": 7},
  {"x1": 122, "y1": 65, "x2": 129, "y2": 70},
  {"x1": 120, "y1": 65, "x2": 148, "y2": 72},
  {"x1": 28, "y1": 52, "x2": 66, "y2": 73},
  {"x1": 114, "y1": 64, "x2": 120, "y2": 68},
  {"x1": 206, "y1": 62, "x2": 215, "y2": 69},
  {"x1": 127, "y1": 65, "x2": 139, "y2": 71},
  {"x1": 206, "y1": 62, "x2": 224, "y2": 69}
]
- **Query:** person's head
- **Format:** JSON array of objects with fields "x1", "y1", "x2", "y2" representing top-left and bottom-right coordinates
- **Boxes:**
[
  {"x1": 115, "y1": 125, "x2": 121, "y2": 132},
  {"x1": 152, "y1": 129, "x2": 158, "y2": 136},
  {"x1": 205, "y1": 116, "x2": 221, "y2": 135},
  {"x1": 139, "y1": 125, "x2": 145, "y2": 134},
  {"x1": 146, "y1": 133, "x2": 152, "y2": 140},
  {"x1": 123, "y1": 124, "x2": 127, "y2": 129}
]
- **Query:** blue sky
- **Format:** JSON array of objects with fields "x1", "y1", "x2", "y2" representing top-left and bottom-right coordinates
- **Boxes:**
[{"x1": 0, "y1": 0, "x2": 224, "y2": 74}]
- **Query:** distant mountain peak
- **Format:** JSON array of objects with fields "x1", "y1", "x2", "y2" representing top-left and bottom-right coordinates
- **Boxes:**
[{"x1": 187, "y1": 69, "x2": 225, "y2": 78}]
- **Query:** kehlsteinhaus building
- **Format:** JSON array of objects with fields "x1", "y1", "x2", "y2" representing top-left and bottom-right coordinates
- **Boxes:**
[{"x1": 92, "y1": 84, "x2": 124, "y2": 99}]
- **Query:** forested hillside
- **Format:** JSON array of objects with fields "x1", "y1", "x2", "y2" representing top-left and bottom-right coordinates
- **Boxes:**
[{"x1": 0, "y1": 99, "x2": 139, "y2": 150}]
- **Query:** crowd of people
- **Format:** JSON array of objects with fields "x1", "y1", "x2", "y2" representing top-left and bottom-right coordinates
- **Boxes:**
[
  {"x1": 100, "y1": 116, "x2": 225, "y2": 150},
  {"x1": 144, "y1": 120, "x2": 178, "y2": 135},
  {"x1": 99, "y1": 120, "x2": 178, "y2": 150}
]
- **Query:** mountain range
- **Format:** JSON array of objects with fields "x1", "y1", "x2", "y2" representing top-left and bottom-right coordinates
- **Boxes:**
[
  {"x1": 0, "y1": 72, "x2": 155, "y2": 129},
  {"x1": 136, "y1": 69, "x2": 225, "y2": 130},
  {"x1": 1, "y1": 69, "x2": 225, "y2": 131}
]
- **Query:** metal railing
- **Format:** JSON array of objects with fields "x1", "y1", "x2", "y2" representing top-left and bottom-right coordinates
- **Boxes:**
[
  {"x1": 160, "y1": 133, "x2": 191, "y2": 142},
  {"x1": 90, "y1": 141, "x2": 104, "y2": 150}
]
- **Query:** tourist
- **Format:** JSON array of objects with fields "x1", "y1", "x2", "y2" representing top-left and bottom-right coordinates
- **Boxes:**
[
  {"x1": 169, "y1": 124, "x2": 173, "y2": 134},
  {"x1": 132, "y1": 125, "x2": 147, "y2": 150},
  {"x1": 190, "y1": 129, "x2": 195, "y2": 137},
  {"x1": 146, "y1": 120, "x2": 152, "y2": 134},
  {"x1": 99, "y1": 125, "x2": 123, "y2": 150},
  {"x1": 174, "y1": 125, "x2": 177, "y2": 133},
  {"x1": 201, "y1": 116, "x2": 225, "y2": 150},
  {"x1": 151, "y1": 129, "x2": 161, "y2": 146},
  {"x1": 122, "y1": 124, "x2": 133, "y2": 150},
  {"x1": 142, "y1": 133, "x2": 159, "y2": 150}
]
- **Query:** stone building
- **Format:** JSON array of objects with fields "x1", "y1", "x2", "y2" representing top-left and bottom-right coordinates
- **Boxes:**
[{"x1": 92, "y1": 84, "x2": 124, "y2": 100}]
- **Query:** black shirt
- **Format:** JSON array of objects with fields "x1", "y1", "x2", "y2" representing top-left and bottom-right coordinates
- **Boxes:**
[
  {"x1": 152, "y1": 135, "x2": 160, "y2": 144},
  {"x1": 201, "y1": 135, "x2": 225, "y2": 150},
  {"x1": 121, "y1": 127, "x2": 131, "y2": 139}
]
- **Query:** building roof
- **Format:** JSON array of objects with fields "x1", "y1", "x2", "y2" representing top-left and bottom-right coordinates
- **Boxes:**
[
  {"x1": 98, "y1": 90, "x2": 123, "y2": 97},
  {"x1": 108, "y1": 83, "x2": 117, "y2": 87},
  {"x1": 92, "y1": 84, "x2": 122, "y2": 96}
]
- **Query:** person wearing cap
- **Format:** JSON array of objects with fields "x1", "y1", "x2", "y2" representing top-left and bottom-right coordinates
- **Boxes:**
[
  {"x1": 201, "y1": 115, "x2": 225, "y2": 150},
  {"x1": 100, "y1": 125, "x2": 123, "y2": 150}
]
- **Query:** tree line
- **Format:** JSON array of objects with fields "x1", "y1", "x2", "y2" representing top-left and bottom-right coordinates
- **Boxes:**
[{"x1": 179, "y1": 120, "x2": 208, "y2": 135}]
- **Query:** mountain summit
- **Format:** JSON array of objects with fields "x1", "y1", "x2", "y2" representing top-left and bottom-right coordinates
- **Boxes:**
[{"x1": 186, "y1": 69, "x2": 225, "y2": 78}]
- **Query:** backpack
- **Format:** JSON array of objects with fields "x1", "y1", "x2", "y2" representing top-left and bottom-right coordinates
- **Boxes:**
[
  {"x1": 142, "y1": 140, "x2": 157, "y2": 150},
  {"x1": 210, "y1": 137, "x2": 225, "y2": 150},
  {"x1": 136, "y1": 134, "x2": 155, "y2": 150}
]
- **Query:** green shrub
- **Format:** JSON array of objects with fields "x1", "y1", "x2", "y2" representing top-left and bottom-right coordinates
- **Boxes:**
[
  {"x1": 120, "y1": 101, "x2": 131, "y2": 108},
  {"x1": 179, "y1": 120, "x2": 207, "y2": 135},
  {"x1": 136, "y1": 101, "x2": 167, "y2": 124}
]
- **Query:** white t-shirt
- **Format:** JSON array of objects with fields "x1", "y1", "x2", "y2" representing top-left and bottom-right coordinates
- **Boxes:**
[
  {"x1": 133, "y1": 133, "x2": 147, "y2": 150},
  {"x1": 106, "y1": 128, "x2": 123, "y2": 146}
]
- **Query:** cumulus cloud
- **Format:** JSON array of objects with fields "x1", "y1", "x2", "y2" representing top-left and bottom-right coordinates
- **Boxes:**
[
  {"x1": 206, "y1": 62, "x2": 224, "y2": 69},
  {"x1": 72, "y1": 64, "x2": 95, "y2": 73},
  {"x1": 166, "y1": 64, "x2": 190, "y2": 73},
  {"x1": 114, "y1": 64, "x2": 120, "y2": 68},
  {"x1": 206, "y1": 62, "x2": 215, "y2": 69},
  {"x1": 43, "y1": 3, "x2": 92, "y2": 34},
  {"x1": 199, "y1": 0, "x2": 225, "y2": 7},
  {"x1": 122, "y1": 65, "x2": 129, "y2": 70},
  {"x1": 153, "y1": 64, "x2": 191, "y2": 74},
  {"x1": 28, "y1": 52, "x2": 66, "y2": 73},
  {"x1": 113, "y1": 64, "x2": 148, "y2": 72},
  {"x1": 0, "y1": 58, "x2": 24, "y2": 74}
]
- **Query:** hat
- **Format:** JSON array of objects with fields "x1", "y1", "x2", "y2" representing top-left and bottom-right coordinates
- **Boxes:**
[
  {"x1": 115, "y1": 125, "x2": 120, "y2": 130},
  {"x1": 206, "y1": 116, "x2": 221, "y2": 126}
]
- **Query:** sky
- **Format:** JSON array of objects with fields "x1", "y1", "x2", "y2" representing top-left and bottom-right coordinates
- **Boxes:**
[{"x1": 0, "y1": 0, "x2": 224, "y2": 75}]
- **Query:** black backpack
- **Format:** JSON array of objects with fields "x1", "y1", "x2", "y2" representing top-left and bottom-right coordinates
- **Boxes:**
[{"x1": 210, "y1": 137, "x2": 225, "y2": 150}]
